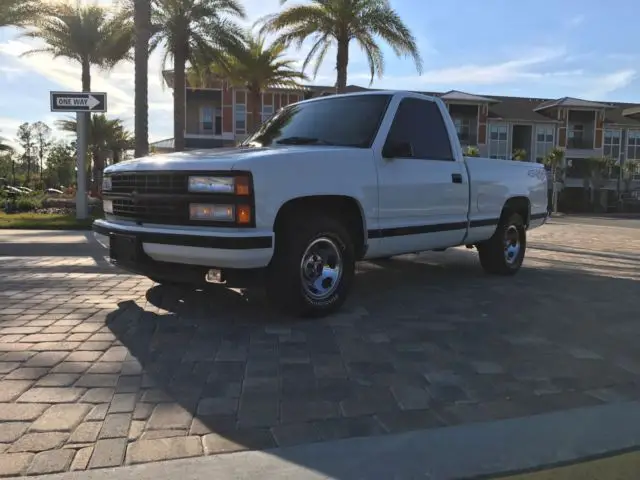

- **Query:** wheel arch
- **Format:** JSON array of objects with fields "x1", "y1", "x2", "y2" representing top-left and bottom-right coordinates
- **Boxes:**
[{"x1": 273, "y1": 195, "x2": 368, "y2": 259}]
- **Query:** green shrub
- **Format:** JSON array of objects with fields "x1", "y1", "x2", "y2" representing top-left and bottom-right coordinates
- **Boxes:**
[{"x1": 15, "y1": 195, "x2": 43, "y2": 212}]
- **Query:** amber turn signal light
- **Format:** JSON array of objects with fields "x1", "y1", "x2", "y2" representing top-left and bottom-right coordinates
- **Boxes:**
[
  {"x1": 235, "y1": 176, "x2": 251, "y2": 196},
  {"x1": 237, "y1": 205, "x2": 251, "y2": 224}
]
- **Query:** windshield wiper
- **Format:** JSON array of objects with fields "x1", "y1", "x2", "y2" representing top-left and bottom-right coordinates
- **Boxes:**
[{"x1": 275, "y1": 136, "x2": 335, "y2": 146}]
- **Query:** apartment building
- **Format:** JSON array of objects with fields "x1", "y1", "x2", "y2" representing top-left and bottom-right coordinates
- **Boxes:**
[{"x1": 158, "y1": 70, "x2": 640, "y2": 192}]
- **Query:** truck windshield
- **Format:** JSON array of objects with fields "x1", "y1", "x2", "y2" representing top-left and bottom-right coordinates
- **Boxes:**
[{"x1": 242, "y1": 94, "x2": 392, "y2": 149}]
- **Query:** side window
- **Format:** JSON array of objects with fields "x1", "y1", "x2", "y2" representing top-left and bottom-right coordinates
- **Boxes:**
[{"x1": 385, "y1": 98, "x2": 454, "y2": 161}]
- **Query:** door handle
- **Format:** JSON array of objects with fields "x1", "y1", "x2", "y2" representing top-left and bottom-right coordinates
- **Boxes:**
[{"x1": 451, "y1": 173, "x2": 463, "y2": 184}]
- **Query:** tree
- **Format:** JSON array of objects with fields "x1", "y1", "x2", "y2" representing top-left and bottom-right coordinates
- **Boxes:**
[
  {"x1": 57, "y1": 114, "x2": 132, "y2": 192},
  {"x1": 191, "y1": 32, "x2": 307, "y2": 133},
  {"x1": 32, "y1": 121, "x2": 52, "y2": 183},
  {"x1": 22, "y1": 3, "x2": 133, "y2": 92},
  {"x1": 544, "y1": 147, "x2": 564, "y2": 215},
  {"x1": 623, "y1": 159, "x2": 639, "y2": 193},
  {"x1": 584, "y1": 156, "x2": 614, "y2": 212},
  {"x1": 259, "y1": 0, "x2": 423, "y2": 93},
  {"x1": 22, "y1": 2, "x2": 133, "y2": 168},
  {"x1": 150, "y1": 0, "x2": 246, "y2": 151},
  {"x1": 134, "y1": 0, "x2": 151, "y2": 158},
  {"x1": 0, "y1": 0, "x2": 47, "y2": 28},
  {"x1": 45, "y1": 141, "x2": 76, "y2": 188},
  {"x1": 16, "y1": 123, "x2": 35, "y2": 185}
]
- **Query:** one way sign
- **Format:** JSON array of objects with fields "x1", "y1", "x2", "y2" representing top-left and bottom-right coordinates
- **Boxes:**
[{"x1": 50, "y1": 91, "x2": 107, "y2": 112}]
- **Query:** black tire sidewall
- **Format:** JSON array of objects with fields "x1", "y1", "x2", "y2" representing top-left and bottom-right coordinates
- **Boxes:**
[{"x1": 268, "y1": 217, "x2": 355, "y2": 316}]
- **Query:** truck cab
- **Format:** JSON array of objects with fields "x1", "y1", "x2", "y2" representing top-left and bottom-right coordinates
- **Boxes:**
[{"x1": 94, "y1": 91, "x2": 548, "y2": 317}]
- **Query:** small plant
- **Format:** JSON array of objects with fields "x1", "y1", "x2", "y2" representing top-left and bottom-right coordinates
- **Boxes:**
[
  {"x1": 465, "y1": 146, "x2": 480, "y2": 157},
  {"x1": 512, "y1": 149, "x2": 527, "y2": 161}
]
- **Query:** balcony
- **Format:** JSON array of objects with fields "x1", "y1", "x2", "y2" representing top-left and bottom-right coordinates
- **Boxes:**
[{"x1": 567, "y1": 137, "x2": 594, "y2": 149}]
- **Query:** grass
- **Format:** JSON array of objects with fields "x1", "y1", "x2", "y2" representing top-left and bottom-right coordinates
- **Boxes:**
[{"x1": 0, "y1": 212, "x2": 99, "y2": 230}]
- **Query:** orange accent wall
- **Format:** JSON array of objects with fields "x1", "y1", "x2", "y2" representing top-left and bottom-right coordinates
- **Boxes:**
[{"x1": 558, "y1": 127, "x2": 567, "y2": 147}]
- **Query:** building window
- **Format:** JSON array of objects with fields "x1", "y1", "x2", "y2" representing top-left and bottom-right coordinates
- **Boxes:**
[
  {"x1": 235, "y1": 104, "x2": 246, "y2": 134},
  {"x1": 200, "y1": 106, "x2": 213, "y2": 133},
  {"x1": 627, "y1": 130, "x2": 640, "y2": 160},
  {"x1": 604, "y1": 129, "x2": 621, "y2": 160},
  {"x1": 567, "y1": 124, "x2": 584, "y2": 148},
  {"x1": 454, "y1": 118, "x2": 472, "y2": 143},
  {"x1": 535, "y1": 125, "x2": 555, "y2": 163},
  {"x1": 261, "y1": 104, "x2": 274, "y2": 124},
  {"x1": 488, "y1": 124, "x2": 508, "y2": 159}
]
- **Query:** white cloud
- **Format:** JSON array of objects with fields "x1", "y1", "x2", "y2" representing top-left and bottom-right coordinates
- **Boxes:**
[
  {"x1": 567, "y1": 14, "x2": 585, "y2": 27},
  {"x1": 580, "y1": 69, "x2": 637, "y2": 99},
  {"x1": 341, "y1": 48, "x2": 567, "y2": 87}
]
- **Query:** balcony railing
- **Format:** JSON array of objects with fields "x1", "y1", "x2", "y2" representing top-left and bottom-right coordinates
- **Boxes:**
[{"x1": 567, "y1": 137, "x2": 594, "y2": 149}]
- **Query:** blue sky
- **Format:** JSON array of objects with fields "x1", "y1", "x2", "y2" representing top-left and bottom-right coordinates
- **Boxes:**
[{"x1": 1, "y1": 0, "x2": 639, "y2": 150}]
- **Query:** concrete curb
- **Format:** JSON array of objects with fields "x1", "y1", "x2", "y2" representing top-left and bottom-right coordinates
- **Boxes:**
[{"x1": 32, "y1": 401, "x2": 640, "y2": 480}]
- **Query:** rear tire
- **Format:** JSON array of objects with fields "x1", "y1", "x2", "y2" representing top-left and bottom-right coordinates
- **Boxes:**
[
  {"x1": 266, "y1": 214, "x2": 355, "y2": 317},
  {"x1": 477, "y1": 212, "x2": 526, "y2": 275}
]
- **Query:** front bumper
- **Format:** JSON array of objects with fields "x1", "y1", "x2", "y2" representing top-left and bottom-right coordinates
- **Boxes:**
[{"x1": 92, "y1": 219, "x2": 274, "y2": 270}]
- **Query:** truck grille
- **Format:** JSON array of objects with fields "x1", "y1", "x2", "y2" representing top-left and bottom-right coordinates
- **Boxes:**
[
  {"x1": 110, "y1": 173, "x2": 187, "y2": 194},
  {"x1": 112, "y1": 198, "x2": 185, "y2": 224}
]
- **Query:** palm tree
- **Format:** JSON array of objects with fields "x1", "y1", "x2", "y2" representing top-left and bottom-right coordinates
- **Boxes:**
[
  {"x1": 191, "y1": 32, "x2": 307, "y2": 133},
  {"x1": 150, "y1": 0, "x2": 246, "y2": 152},
  {"x1": 21, "y1": 3, "x2": 133, "y2": 92},
  {"x1": 57, "y1": 114, "x2": 132, "y2": 193},
  {"x1": 134, "y1": 0, "x2": 151, "y2": 158},
  {"x1": 584, "y1": 156, "x2": 614, "y2": 212},
  {"x1": 0, "y1": 0, "x2": 47, "y2": 28},
  {"x1": 259, "y1": 0, "x2": 423, "y2": 93},
  {"x1": 544, "y1": 147, "x2": 564, "y2": 215}
]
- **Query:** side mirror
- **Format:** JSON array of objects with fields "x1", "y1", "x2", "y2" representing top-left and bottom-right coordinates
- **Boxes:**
[{"x1": 382, "y1": 140, "x2": 413, "y2": 159}]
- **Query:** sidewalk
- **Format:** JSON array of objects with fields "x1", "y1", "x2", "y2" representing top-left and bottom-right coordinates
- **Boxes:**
[{"x1": 29, "y1": 401, "x2": 640, "y2": 480}]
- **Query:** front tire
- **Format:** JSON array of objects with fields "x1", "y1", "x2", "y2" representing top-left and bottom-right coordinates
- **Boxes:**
[
  {"x1": 266, "y1": 214, "x2": 356, "y2": 317},
  {"x1": 477, "y1": 212, "x2": 526, "y2": 275}
]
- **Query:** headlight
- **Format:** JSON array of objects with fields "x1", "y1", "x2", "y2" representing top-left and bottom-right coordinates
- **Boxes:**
[
  {"x1": 188, "y1": 176, "x2": 235, "y2": 193},
  {"x1": 102, "y1": 176, "x2": 112, "y2": 191},
  {"x1": 103, "y1": 199, "x2": 113, "y2": 214},
  {"x1": 189, "y1": 203, "x2": 235, "y2": 221},
  {"x1": 188, "y1": 175, "x2": 251, "y2": 195}
]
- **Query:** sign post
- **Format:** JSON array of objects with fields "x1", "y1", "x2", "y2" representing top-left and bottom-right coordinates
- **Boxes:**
[{"x1": 50, "y1": 91, "x2": 107, "y2": 220}]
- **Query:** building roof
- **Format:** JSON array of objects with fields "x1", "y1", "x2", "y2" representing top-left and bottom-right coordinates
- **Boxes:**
[
  {"x1": 533, "y1": 96, "x2": 610, "y2": 111},
  {"x1": 162, "y1": 69, "x2": 640, "y2": 128},
  {"x1": 439, "y1": 90, "x2": 499, "y2": 103}
]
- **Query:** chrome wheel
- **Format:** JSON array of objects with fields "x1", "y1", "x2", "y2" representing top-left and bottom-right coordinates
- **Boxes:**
[
  {"x1": 504, "y1": 225, "x2": 521, "y2": 265},
  {"x1": 300, "y1": 237, "x2": 343, "y2": 301}
]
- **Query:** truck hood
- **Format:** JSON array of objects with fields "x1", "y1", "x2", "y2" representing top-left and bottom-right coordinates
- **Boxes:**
[{"x1": 104, "y1": 146, "x2": 358, "y2": 174}]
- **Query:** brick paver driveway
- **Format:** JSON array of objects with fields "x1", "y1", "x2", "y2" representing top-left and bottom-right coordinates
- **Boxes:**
[{"x1": 0, "y1": 219, "x2": 639, "y2": 477}]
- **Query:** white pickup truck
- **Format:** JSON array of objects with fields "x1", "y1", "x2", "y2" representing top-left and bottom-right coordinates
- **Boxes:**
[{"x1": 93, "y1": 91, "x2": 548, "y2": 317}]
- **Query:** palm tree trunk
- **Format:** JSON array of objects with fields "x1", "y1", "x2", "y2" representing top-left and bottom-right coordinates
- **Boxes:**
[
  {"x1": 335, "y1": 37, "x2": 349, "y2": 94},
  {"x1": 251, "y1": 90, "x2": 261, "y2": 133},
  {"x1": 81, "y1": 58, "x2": 92, "y2": 194},
  {"x1": 173, "y1": 41, "x2": 187, "y2": 152},
  {"x1": 134, "y1": 0, "x2": 150, "y2": 158}
]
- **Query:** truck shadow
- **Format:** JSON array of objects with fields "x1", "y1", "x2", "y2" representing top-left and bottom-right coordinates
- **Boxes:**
[{"x1": 103, "y1": 247, "x2": 639, "y2": 474}]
